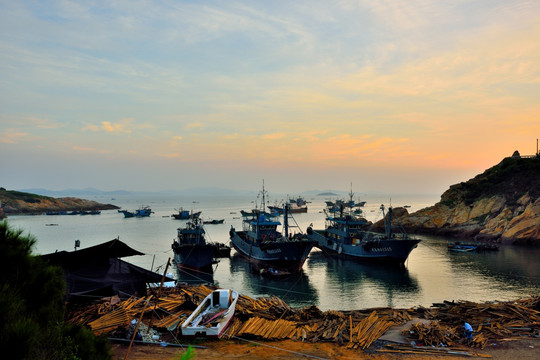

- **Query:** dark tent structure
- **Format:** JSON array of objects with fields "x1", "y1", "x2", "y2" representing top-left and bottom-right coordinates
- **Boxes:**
[{"x1": 41, "y1": 238, "x2": 171, "y2": 300}]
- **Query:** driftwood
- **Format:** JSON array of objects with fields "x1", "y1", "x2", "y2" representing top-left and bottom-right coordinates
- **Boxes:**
[{"x1": 66, "y1": 285, "x2": 540, "y2": 352}]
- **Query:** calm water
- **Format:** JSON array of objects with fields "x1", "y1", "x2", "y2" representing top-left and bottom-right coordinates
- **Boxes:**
[{"x1": 7, "y1": 193, "x2": 540, "y2": 311}]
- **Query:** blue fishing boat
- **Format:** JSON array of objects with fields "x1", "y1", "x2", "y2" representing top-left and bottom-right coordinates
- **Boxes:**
[
  {"x1": 229, "y1": 183, "x2": 316, "y2": 274},
  {"x1": 447, "y1": 243, "x2": 477, "y2": 252},
  {"x1": 307, "y1": 205, "x2": 420, "y2": 264},
  {"x1": 119, "y1": 206, "x2": 152, "y2": 218},
  {"x1": 172, "y1": 208, "x2": 201, "y2": 220}
]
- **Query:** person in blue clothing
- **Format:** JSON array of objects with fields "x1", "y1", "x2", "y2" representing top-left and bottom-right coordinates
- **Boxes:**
[{"x1": 463, "y1": 322, "x2": 474, "y2": 342}]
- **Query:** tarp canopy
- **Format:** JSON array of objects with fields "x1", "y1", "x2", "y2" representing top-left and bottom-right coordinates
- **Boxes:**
[{"x1": 41, "y1": 239, "x2": 172, "y2": 299}]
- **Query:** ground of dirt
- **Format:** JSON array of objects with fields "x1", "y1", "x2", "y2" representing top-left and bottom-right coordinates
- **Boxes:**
[{"x1": 112, "y1": 336, "x2": 540, "y2": 360}]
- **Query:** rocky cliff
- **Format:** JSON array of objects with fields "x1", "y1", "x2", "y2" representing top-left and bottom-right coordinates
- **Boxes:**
[
  {"x1": 375, "y1": 155, "x2": 540, "y2": 245},
  {"x1": 0, "y1": 188, "x2": 119, "y2": 216}
]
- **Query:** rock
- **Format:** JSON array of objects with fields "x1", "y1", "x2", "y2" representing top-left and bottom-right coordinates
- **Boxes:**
[{"x1": 384, "y1": 156, "x2": 540, "y2": 245}]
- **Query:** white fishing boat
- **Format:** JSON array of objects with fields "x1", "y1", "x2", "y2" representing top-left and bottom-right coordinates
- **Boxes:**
[{"x1": 180, "y1": 289, "x2": 239, "y2": 338}]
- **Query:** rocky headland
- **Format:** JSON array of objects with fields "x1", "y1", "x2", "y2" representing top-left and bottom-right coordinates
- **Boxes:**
[
  {"x1": 374, "y1": 153, "x2": 540, "y2": 245},
  {"x1": 0, "y1": 187, "x2": 119, "y2": 217}
]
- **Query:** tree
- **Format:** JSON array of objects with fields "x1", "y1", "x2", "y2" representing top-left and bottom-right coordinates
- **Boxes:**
[{"x1": 0, "y1": 220, "x2": 110, "y2": 359}]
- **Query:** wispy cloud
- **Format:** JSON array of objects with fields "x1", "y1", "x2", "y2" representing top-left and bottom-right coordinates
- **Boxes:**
[{"x1": 0, "y1": 130, "x2": 28, "y2": 144}]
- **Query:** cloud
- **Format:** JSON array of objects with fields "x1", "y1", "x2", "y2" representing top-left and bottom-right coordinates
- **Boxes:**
[
  {"x1": 102, "y1": 120, "x2": 133, "y2": 133},
  {"x1": 185, "y1": 122, "x2": 205, "y2": 130},
  {"x1": 262, "y1": 133, "x2": 286, "y2": 140},
  {"x1": 158, "y1": 153, "x2": 181, "y2": 158},
  {"x1": 82, "y1": 119, "x2": 152, "y2": 134},
  {"x1": 0, "y1": 130, "x2": 28, "y2": 144}
]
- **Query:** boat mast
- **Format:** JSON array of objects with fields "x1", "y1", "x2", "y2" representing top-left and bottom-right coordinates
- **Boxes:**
[
  {"x1": 283, "y1": 203, "x2": 289, "y2": 238},
  {"x1": 380, "y1": 204, "x2": 392, "y2": 238}
]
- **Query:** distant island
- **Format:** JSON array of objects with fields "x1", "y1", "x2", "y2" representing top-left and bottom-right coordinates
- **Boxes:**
[
  {"x1": 374, "y1": 151, "x2": 540, "y2": 245},
  {"x1": 0, "y1": 188, "x2": 119, "y2": 218},
  {"x1": 317, "y1": 192, "x2": 338, "y2": 196}
]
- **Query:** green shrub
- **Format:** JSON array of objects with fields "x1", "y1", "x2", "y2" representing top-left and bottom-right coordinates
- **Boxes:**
[{"x1": 0, "y1": 220, "x2": 111, "y2": 360}]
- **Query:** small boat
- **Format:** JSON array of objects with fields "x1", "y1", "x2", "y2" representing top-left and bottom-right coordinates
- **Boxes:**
[
  {"x1": 80, "y1": 209, "x2": 101, "y2": 215},
  {"x1": 181, "y1": 289, "x2": 239, "y2": 338},
  {"x1": 448, "y1": 243, "x2": 477, "y2": 252},
  {"x1": 203, "y1": 219, "x2": 225, "y2": 225},
  {"x1": 172, "y1": 208, "x2": 201, "y2": 220},
  {"x1": 447, "y1": 242, "x2": 499, "y2": 252}
]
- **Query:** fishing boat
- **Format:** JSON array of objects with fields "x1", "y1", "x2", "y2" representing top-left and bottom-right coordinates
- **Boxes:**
[
  {"x1": 203, "y1": 219, "x2": 225, "y2": 225},
  {"x1": 286, "y1": 196, "x2": 308, "y2": 213},
  {"x1": 119, "y1": 206, "x2": 152, "y2": 218},
  {"x1": 172, "y1": 217, "x2": 218, "y2": 273},
  {"x1": 447, "y1": 242, "x2": 499, "y2": 252},
  {"x1": 229, "y1": 204, "x2": 316, "y2": 273},
  {"x1": 447, "y1": 243, "x2": 477, "y2": 252},
  {"x1": 172, "y1": 208, "x2": 202, "y2": 220},
  {"x1": 181, "y1": 289, "x2": 239, "y2": 338},
  {"x1": 268, "y1": 196, "x2": 308, "y2": 214},
  {"x1": 306, "y1": 205, "x2": 420, "y2": 264}
]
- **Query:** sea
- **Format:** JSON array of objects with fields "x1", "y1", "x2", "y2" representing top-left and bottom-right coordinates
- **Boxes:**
[{"x1": 6, "y1": 193, "x2": 540, "y2": 311}]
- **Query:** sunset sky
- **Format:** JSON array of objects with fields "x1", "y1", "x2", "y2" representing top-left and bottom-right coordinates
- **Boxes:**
[{"x1": 1, "y1": 1, "x2": 539, "y2": 195}]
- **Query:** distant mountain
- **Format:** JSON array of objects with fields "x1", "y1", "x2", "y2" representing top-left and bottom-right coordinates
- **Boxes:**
[{"x1": 301, "y1": 190, "x2": 347, "y2": 196}]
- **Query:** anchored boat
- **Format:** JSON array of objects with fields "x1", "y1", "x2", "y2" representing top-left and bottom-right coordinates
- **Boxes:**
[
  {"x1": 230, "y1": 195, "x2": 315, "y2": 274},
  {"x1": 307, "y1": 205, "x2": 420, "y2": 264},
  {"x1": 172, "y1": 208, "x2": 202, "y2": 220},
  {"x1": 172, "y1": 217, "x2": 225, "y2": 273}
]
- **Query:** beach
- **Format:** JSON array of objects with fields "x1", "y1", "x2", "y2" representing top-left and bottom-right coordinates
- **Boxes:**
[{"x1": 111, "y1": 337, "x2": 540, "y2": 359}]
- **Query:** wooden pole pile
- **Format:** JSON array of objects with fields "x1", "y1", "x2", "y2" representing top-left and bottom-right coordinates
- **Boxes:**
[{"x1": 406, "y1": 296, "x2": 540, "y2": 348}]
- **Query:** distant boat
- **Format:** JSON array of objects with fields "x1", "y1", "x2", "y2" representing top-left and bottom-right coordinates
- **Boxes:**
[
  {"x1": 447, "y1": 243, "x2": 477, "y2": 252},
  {"x1": 181, "y1": 289, "x2": 239, "y2": 338},
  {"x1": 80, "y1": 209, "x2": 101, "y2": 215},
  {"x1": 307, "y1": 205, "x2": 420, "y2": 264},
  {"x1": 447, "y1": 242, "x2": 499, "y2": 252},
  {"x1": 119, "y1": 206, "x2": 152, "y2": 218},
  {"x1": 203, "y1": 219, "x2": 225, "y2": 225},
  {"x1": 172, "y1": 208, "x2": 201, "y2": 220},
  {"x1": 268, "y1": 196, "x2": 308, "y2": 214}
]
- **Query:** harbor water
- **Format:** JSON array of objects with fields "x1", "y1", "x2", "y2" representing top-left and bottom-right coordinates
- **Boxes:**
[{"x1": 7, "y1": 193, "x2": 540, "y2": 311}]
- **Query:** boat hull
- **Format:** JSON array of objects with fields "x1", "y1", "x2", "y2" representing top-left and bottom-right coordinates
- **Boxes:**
[
  {"x1": 308, "y1": 229, "x2": 420, "y2": 264},
  {"x1": 181, "y1": 289, "x2": 239, "y2": 338},
  {"x1": 229, "y1": 230, "x2": 315, "y2": 273},
  {"x1": 173, "y1": 244, "x2": 216, "y2": 273}
]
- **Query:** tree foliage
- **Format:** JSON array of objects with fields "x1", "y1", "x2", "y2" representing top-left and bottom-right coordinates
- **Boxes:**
[{"x1": 0, "y1": 220, "x2": 111, "y2": 360}]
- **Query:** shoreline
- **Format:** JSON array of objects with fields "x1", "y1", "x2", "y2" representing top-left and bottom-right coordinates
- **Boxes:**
[
  {"x1": 110, "y1": 337, "x2": 540, "y2": 359},
  {"x1": 68, "y1": 285, "x2": 540, "y2": 359}
]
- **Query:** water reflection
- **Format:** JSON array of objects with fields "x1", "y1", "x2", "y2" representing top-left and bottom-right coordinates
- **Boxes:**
[
  {"x1": 229, "y1": 253, "x2": 319, "y2": 308},
  {"x1": 174, "y1": 266, "x2": 215, "y2": 285},
  {"x1": 445, "y1": 244, "x2": 540, "y2": 290},
  {"x1": 306, "y1": 251, "x2": 420, "y2": 309}
]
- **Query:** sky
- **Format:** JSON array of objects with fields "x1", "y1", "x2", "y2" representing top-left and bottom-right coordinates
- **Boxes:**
[{"x1": 1, "y1": 1, "x2": 539, "y2": 195}]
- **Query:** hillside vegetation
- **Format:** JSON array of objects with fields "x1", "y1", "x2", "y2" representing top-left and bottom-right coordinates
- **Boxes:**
[
  {"x1": 384, "y1": 155, "x2": 540, "y2": 245},
  {"x1": 441, "y1": 156, "x2": 540, "y2": 207},
  {"x1": 0, "y1": 188, "x2": 119, "y2": 216}
]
